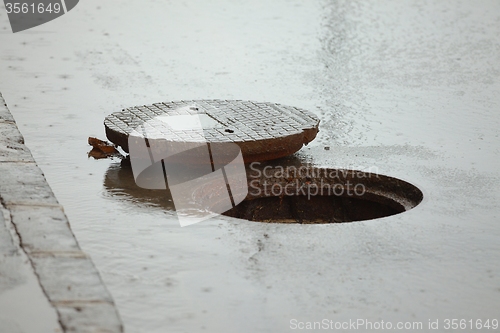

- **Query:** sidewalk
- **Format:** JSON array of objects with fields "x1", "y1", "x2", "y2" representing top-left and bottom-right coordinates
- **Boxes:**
[
  {"x1": 0, "y1": 208, "x2": 61, "y2": 332},
  {"x1": 0, "y1": 92, "x2": 123, "y2": 333}
]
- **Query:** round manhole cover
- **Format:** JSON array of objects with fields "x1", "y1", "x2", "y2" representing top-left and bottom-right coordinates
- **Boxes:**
[{"x1": 104, "y1": 100, "x2": 320, "y2": 163}]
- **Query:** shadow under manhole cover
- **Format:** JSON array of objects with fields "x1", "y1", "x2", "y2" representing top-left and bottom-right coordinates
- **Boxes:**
[{"x1": 221, "y1": 166, "x2": 423, "y2": 223}]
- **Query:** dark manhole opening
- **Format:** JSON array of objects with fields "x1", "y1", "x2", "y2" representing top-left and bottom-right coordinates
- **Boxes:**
[{"x1": 222, "y1": 167, "x2": 423, "y2": 224}]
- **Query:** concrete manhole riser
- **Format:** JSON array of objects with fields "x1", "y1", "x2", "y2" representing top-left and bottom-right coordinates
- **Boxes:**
[{"x1": 188, "y1": 164, "x2": 423, "y2": 224}]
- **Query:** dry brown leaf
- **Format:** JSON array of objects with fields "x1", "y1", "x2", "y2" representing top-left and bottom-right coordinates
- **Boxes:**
[{"x1": 88, "y1": 137, "x2": 122, "y2": 159}]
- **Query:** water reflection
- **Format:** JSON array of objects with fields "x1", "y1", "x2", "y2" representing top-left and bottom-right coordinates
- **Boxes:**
[
  {"x1": 101, "y1": 154, "x2": 306, "y2": 214},
  {"x1": 103, "y1": 162, "x2": 176, "y2": 212},
  {"x1": 102, "y1": 152, "x2": 423, "y2": 225}
]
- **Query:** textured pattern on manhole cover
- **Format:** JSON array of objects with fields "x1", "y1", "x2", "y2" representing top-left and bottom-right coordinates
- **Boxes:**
[{"x1": 104, "y1": 100, "x2": 320, "y2": 162}]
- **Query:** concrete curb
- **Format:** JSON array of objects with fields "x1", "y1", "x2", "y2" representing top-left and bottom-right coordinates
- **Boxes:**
[{"x1": 0, "y1": 92, "x2": 123, "y2": 333}]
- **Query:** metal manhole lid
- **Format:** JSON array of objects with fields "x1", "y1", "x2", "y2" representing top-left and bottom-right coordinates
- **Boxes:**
[{"x1": 104, "y1": 100, "x2": 320, "y2": 163}]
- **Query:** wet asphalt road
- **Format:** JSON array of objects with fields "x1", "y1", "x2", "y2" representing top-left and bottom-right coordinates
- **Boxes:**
[{"x1": 1, "y1": 1, "x2": 500, "y2": 332}]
